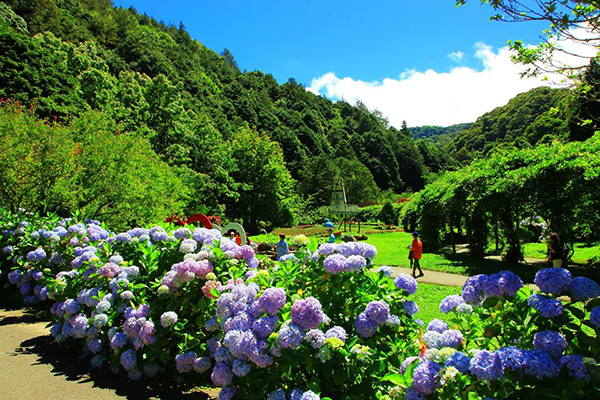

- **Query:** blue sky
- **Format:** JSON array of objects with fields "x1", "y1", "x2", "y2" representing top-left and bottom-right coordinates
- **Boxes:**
[{"x1": 112, "y1": 0, "x2": 577, "y2": 127}]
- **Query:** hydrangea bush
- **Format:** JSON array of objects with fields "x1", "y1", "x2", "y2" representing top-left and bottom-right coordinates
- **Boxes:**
[
  {"x1": 384, "y1": 268, "x2": 600, "y2": 399},
  {"x1": 0, "y1": 210, "x2": 422, "y2": 399}
]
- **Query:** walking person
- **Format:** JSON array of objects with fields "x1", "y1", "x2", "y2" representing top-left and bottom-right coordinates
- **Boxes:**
[
  {"x1": 546, "y1": 232, "x2": 565, "y2": 267},
  {"x1": 410, "y1": 231, "x2": 424, "y2": 278}
]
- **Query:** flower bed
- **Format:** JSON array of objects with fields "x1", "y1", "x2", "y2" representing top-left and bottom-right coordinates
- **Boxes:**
[{"x1": 1, "y1": 208, "x2": 600, "y2": 399}]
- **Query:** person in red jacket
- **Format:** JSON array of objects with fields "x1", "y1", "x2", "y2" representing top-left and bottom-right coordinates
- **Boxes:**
[{"x1": 409, "y1": 231, "x2": 423, "y2": 278}]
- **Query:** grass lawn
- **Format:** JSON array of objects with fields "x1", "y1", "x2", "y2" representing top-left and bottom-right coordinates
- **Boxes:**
[
  {"x1": 522, "y1": 241, "x2": 600, "y2": 264},
  {"x1": 365, "y1": 231, "x2": 544, "y2": 282},
  {"x1": 412, "y1": 282, "x2": 461, "y2": 326}
]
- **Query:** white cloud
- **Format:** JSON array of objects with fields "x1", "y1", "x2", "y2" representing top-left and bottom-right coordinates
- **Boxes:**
[
  {"x1": 307, "y1": 38, "x2": 593, "y2": 128},
  {"x1": 448, "y1": 51, "x2": 464, "y2": 62}
]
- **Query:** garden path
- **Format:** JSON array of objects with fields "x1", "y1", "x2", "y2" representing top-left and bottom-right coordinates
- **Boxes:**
[
  {"x1": 0, "y1": 308, "x2": 215, "y2": 399},
  {"x1": 388, "y1": 266, "x2": 468, "y2": 287}
]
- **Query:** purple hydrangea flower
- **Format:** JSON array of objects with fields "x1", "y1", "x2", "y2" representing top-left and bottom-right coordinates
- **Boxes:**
[
  {"x1": 325, "y1": 326, "x2": 347, "y2": 343},
  {"x1": 211, "y1": 362, "x2": 233, "y2": 386},
  {"x1": 26, "y1": 248, "x2": 47, "y2": 262},
  {"x1": 394, "y1": 273, "x2": 418, "y2": 295},
  {"x1": 252, "y1": 316, "x2": 278, "y2": 340},
  {"x1": 427, "y1": 319, "x2": 448, "y2": 333},
  {"x1": 63, "y1": 299, "x2": 80, "y2": 315},
  {"x1": 291, "y1": 297, "x2": 324, "y2": 330},
  {"x1": 439, "y1": 295, "x2": 465, "y2": 314},
  {"x1": 323, "y1": 254, "x2": 347, "y2": 274},
  {"x1": 537, "y1": 297, "x2": 563, "y2": 318},
  {"x1": 268, "y1": 389, "x2": 286, "y2": 400},
  {"x1": 219, "y1": 386, "x2": 237, "y2": 400},
  {"x1": 412, "y1": 360, "x2": 441, "y2": 394},
  {"x1": 345, "y1": 255, "x2": 367, "y2": 272},
  {"x1": 364, "y1": 300, "x2": 390, "y2": 325},
  {"x1": 446, "y1": 351, "x2": 470, "y2": 373},
  {"x1": 569, "y1": 277, "x2": 600, "y2": 302},
  {"x1": 176, "y1": 351, "x2": 198, "y2": 373},
  {"x1": 193, "y1": 357, "x2": 212, "y2": 373},
  {"x1": 534, "y1": 331, "x2": 567, "y2": 359},
  {"x1": 258, "y1": 288, "x2": 287, "y2": 316},
  {"x1": 559, "y1": 355, "x2": 590, "y2": 381},
  {"x1": 534, "y1": 268, "x2": 572, "y2": 296},
  {"x1": 110, "y1": 332, "x2": 128, "y2": 349},
  {"x1": 400, "y1": 356, "x2": 419, "y2": 374},
  {"x1": 469, "y1": 350, "x2": 503, "y2": 381},
  {"x1": 354, "y1": 313, "x2": 378, "y2": 338},
  {"x1": 306, "y1": 329, "x2": 326, "y2": 349},
  {"x1": 87, "y1": 338, "x2": 102, "y2": 354},
  {"x1": 441, "y1": 329, "x2": 463, "y2": 348},
  {"x1": 120, "y1": 349, "x2": 137, "y2": 371},
  {"x1": 232, "y1": 359, "x2": 251, "y2": 377},
  {"x1": 462, "y1": 274, "x2": 488, "y2": 303}
]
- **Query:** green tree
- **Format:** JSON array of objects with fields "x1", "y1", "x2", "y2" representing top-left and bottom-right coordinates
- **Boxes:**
[
  {"x1": 379, "y1": 201, "x2": 397, "y2": 228},
  {"x1": 227, "y1": 125, "x2": 296, "y2": 232}
]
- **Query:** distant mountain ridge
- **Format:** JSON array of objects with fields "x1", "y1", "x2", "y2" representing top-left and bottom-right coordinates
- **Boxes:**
[{"x1": 409, "y1": 123, "x2": 472, "y2": 148}]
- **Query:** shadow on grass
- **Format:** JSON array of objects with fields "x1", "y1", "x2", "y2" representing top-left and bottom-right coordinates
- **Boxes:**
[{"x1": 15, "y1": 335, "x2": 215, "y2": 400}]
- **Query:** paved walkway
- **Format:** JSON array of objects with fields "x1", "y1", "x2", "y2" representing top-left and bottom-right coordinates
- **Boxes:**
[
  {"x1": 0, "y1": 308, "x2": 213, "y2": 400},
  {"x1": 389, "y1": 266, "x2": 468, "y2": 287}
]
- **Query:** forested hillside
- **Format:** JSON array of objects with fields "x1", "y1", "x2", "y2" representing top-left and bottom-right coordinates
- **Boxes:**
[
  {"x1": 0, "y1": 1, "x2": 452, "y2": 215},
  {"x1": 445, "y1": 87, "x2": 570, "y2": 163},
  {"x1": 410, "y1": 123, "x2": 472, "y2": 148}
]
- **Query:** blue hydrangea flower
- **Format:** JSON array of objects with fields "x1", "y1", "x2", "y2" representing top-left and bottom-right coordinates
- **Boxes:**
[
  {"x1": 590, "y1": 306, "x2": 600, "y2": 327},
  {"x1": 219, "y1": 386, "x2": 237, "y2": 400},
  {"x1": 26, "y1": 248, "x2": 47, "y2": 262},
  {"x1": 120, "y1": 349, "x2": 137, "y2": 371},
  {"x1": 534, "y1": 268, "x2": 572, "y2": 296},
  {"x1": 376, "y1": 265, "x2": 394, "y2": 277},
  {"x1": 306, "y1": 329, "x2": 326, "y2": 349},
  {"x1": 521, "y1": 350, "x2": 559, "y2": 379},
  {"x1": 193, "y1": 357, "x2": 212, "y2": 373},
  {"x1": 496, "y1": 346, "x2": 525, "y2": 371},
  {"x1": 232, "y1": 359, "x2": 251, "y2": 377},
  {"x1": 534, "y1": 331, "x2": 567, "y2": 359},
  {"x1": 211, "y1": 362, "x2": 233, "y2": 386},
  {"x1": 300, "y1": 390, "x2": 320, "y2": 400},
  {"x1": 394, "y1": 273, "x2": 418, "y2": 295},
  {"x1": 439, "y1": 295, "x2": 465, "y2": 314},
  {"x1": 268, "y1": 389, "x2": 286, "y2": 400},
  {"x1": 569, "y1": 277, "x2": 600, "y2": 302},
  {"x1": 277, "y1": 323, "x2": 305, "y2": 349},
  {"x1": 252, "y1": 316, "x2": 278, "y2": 340},
  {"x1": 559, "y1": 355, "x2": 590, "y2": 381},
  {"x1": 469, "y1": 350, "x2": 503, "y2": 381},
  {"x1": 446, "y1": 351, "x2": 470, "y2": 373},
  {"x1": 403, "y1": 301, "x2": 419, "y2": 316},
  {"x1": 462, "y1": 274, "x2": 487, "y2": 303},
  {"x1": 483, "y1": 270, "x2": 523, "y2": 298},
  {"x1": 345, "y1": 255, "x2": 367, "y2": 272}
]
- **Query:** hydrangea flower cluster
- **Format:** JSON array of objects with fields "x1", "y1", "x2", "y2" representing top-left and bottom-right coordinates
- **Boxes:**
[
  {"x1": 534, "y1": 268, "x2": 573, "y2": 296},
  {"x1": 355, "y1": 300, "x2": 391, "y2": 338},
  {"x1": 160, "y1": 258, "x2": 214, "y2": 293},
  {"x1": 394, "y1": 273, "x2": 418, "y2": 295},
  {"x1": 462, "y1": 271, "x2": 522, "y2": 303}
]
